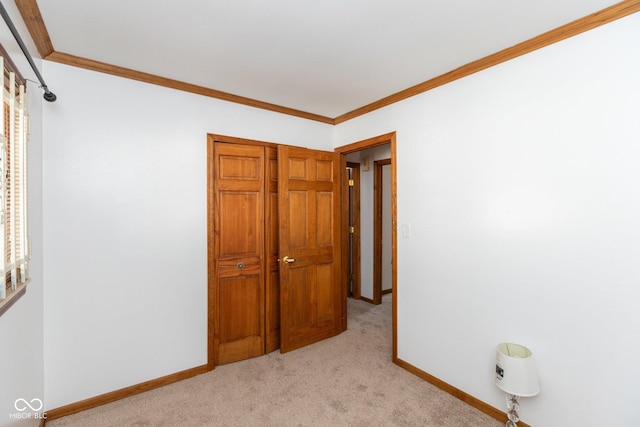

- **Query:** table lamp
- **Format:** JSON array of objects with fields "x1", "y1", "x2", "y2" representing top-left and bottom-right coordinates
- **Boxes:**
[{"x1": 495, "y1": 343, "x2": 540, "y2": 426}]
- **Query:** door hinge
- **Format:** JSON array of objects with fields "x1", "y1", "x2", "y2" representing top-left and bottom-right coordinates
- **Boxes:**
[
  {"x1": 349, "y1": 226, "x2": 355, "y2": 234},
  {"x1": 348, "y1": 179, "x2": 354, "y2": 187}
]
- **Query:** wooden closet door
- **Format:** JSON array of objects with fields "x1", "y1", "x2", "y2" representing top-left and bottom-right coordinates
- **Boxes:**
[{"x1": 213, "y1": 143, "x2": 266, "y2": 365}]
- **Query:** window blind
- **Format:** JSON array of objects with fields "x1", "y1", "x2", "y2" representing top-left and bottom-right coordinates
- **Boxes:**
[{"x1": 0, "y1": 54, "x2": 29, "y2": 301}]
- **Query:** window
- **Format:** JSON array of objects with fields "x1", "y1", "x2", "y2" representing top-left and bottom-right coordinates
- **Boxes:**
[{"x1": 0, "y1": 46, "x2": 30, "y2": 316}]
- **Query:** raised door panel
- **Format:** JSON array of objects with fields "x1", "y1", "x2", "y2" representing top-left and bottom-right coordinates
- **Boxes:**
[
  {"x1": 217, "y1": 273, "x2": 263, "y2": 363},
  {"x1": 218, "y1": 192, "x2": 261, "y2": 255}
]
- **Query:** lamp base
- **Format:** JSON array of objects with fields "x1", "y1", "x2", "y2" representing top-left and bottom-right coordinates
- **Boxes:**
[{"x1": 505, "y1": 394, "x2": 520, "y2": 427}]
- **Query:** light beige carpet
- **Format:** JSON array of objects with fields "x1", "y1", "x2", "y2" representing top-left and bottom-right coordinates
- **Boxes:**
[{"x1": 47, "y1": 294, "x2": 502, "y2": 426}]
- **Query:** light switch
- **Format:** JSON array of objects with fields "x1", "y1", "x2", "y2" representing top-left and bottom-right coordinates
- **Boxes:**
[{"x1": 401, "y1": 223, "x2": 411, "y2": 238}]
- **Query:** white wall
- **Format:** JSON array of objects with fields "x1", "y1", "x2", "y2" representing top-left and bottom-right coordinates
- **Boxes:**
[
  {"x1": 0, "y1": 2, "x2": 44, "y2": 425},
  {"x1": 335, "y1": 12, "x2": 640, "y2": 427},
  {"x1": 41, "y1": 61, "x2": 333, "y2": 409}
]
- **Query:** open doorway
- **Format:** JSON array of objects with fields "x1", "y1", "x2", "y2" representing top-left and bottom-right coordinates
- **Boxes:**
[
  {"x1": 346, "y1": 148, "x2": 391, "y2": 304},
  {"x1": 335, "y1": 132, "x2": 397, "y2": 361}
]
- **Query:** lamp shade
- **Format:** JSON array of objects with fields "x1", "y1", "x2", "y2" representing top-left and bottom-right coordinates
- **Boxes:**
[{"x1": 495, "y1": 343, "x2": 540, "y2": 397}]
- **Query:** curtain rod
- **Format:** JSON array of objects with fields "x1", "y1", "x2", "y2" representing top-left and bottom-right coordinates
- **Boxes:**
[{"x1": 0, "y1": 1, "x2": 56, "y2": 102}]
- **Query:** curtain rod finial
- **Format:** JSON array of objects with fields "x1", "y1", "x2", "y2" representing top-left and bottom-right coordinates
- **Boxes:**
[{"x1": 43, "y1": 90, "x2": 56, "y2": 102}]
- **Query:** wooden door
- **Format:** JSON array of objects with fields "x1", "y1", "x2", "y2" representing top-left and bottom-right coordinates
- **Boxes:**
[
  {"x1": 213, "y1": 143, "x2": 265, "y2": 364},
  {"x1": 347, "y1": 162, "x2": 361, "y2": 299},
  {"x1": 278, "y1": 145, "x2": 342, "y2": 353},
  {"x1": 373, "y1": 159, "x2": 392, "y2": 304}
]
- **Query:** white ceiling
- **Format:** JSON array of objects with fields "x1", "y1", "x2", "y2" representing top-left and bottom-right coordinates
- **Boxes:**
[{"x1": 37, "y1": 0, "x2": 621, "y2": 118}]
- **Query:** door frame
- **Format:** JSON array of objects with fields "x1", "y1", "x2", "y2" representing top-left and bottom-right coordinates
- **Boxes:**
[{"x1": 335, "y1": 132, "x2": 397, "y2": 361}]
